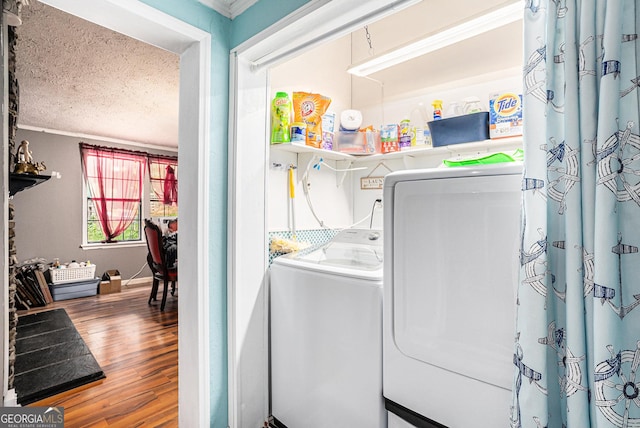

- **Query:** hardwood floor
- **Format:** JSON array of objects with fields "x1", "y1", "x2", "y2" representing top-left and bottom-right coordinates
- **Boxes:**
[{"x1": 20, "y1": 283, "x2": 178, "y2": 427}]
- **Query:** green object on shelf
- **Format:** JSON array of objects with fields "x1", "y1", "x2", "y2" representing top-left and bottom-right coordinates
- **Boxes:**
[{"x1": 443, "y1": 148, "x2": 524, "y2": 167}]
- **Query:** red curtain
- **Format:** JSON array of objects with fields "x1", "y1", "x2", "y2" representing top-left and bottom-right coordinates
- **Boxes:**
[
  {"x1": 148, "y1": 155, "x2": 178, "y2": 205},
  {"x1": 80, "y1": 144, "x2": 147, "y2": 243}
]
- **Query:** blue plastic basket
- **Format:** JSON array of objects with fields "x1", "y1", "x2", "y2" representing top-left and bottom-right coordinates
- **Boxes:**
[{"x1": 428, "y1": 112, "x2": 490, "y2": 147}]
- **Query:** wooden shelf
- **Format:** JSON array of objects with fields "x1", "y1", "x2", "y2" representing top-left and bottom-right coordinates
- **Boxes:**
[{"x1": 9, "y1": 173, "x2": 51, "y2": 197}]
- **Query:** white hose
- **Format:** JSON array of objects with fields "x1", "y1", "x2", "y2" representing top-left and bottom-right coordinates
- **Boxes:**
[{"x1": 301, "y1": 155, "x2": 374, "y2": 230}]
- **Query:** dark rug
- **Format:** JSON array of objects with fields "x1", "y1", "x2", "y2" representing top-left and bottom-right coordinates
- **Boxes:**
[{"x1": 14, "y1": 308, "x2": 105, "y2": 405}]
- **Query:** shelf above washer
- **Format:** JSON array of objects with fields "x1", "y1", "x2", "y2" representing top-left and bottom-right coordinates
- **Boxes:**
[{"x1": 270, "y1": 136, "x2": 523, "y2": 164}]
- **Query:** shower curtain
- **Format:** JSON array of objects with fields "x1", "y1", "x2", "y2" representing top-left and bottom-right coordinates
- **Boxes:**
[{"x1": 513, "y1": 1, "x2": 640, "y2": 427}]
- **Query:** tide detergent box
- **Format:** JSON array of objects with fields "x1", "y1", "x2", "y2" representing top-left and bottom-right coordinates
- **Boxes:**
[{"x1": 489, "y1": 92, "x2": 523, "y2": 139}]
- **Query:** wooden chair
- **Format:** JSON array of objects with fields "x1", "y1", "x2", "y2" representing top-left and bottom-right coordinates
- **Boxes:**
[{"x1": 143, "y1": 219, "x2": 177, "y2": 311}]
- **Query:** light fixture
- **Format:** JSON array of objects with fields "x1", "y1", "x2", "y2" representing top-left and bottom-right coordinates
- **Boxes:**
[{"x1": 347, "y1": 2, "x2": 522, "y2": 77}]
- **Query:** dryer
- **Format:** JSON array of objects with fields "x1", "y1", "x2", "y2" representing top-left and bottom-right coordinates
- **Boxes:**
[
  {"x1": 383, "y1": 164, "x2": 522, "y2": 427},
  {"x1": 270, "y1": 228, "x2": 386, "y2": 428}
]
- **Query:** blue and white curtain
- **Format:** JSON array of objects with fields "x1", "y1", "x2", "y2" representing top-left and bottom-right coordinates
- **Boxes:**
[{"x1": 513, "y1": 1, "x2": 640, "y2": 427}]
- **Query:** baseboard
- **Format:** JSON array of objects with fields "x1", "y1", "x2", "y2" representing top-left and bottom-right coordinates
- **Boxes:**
[
  {"x1": 4, "y1": 388, "x2": 18, "y2": 406},
  {"x1": 123, "y1": 276, "x2": 153, "y2": 288}
]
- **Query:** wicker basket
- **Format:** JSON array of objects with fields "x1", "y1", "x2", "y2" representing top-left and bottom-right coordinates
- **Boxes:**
[{"x1": 48, "y1": 265, "x2": 97, "y2": 284}]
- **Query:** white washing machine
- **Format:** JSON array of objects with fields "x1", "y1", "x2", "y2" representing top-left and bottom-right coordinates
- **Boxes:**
[
  {"x1": 383, "y1": 164, "x2": 522, "y2": 428},
  {"x1": 270, "y1": 228, "x2": 386, "y2": 428}
]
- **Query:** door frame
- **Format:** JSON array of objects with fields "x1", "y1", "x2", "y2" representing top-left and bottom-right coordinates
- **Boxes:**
[{"x1": 227, "y1": 1, "x2": 421, "y2": 426}]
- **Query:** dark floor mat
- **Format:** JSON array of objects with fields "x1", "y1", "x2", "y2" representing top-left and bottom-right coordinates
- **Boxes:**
[{"x1": 14, "y1": 308, "x2": 105, "y2": 405}]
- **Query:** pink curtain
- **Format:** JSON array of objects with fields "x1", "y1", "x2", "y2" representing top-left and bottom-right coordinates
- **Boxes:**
[
  {"x1": 80, "y1": 143, "x2": 147, "y2": 243},
  {"x1": 148, "y1": 155, "x2": 178, "y2": 205}
]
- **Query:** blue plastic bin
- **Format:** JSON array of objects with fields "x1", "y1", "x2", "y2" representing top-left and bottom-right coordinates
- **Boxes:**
[
  {"x1": 49, "y1": 278, "x2": 99, "y2": 301},
  {"x1": 428, "y1": 112, "x2": 490, "y2": 147}
]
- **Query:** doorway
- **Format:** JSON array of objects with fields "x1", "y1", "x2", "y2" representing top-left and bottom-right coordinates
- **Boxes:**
[{"x1": 21, "y1": 1, "x2": 211, "y2": 425}]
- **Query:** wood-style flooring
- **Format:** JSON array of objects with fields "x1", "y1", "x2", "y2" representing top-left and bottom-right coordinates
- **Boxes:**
[{"x1": 19, "y1": 283, "x2": 178, "y2": 427}]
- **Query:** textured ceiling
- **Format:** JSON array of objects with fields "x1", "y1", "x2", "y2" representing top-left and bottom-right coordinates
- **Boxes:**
[{"x1": 15, "y1": 1, "x2": 180, "y2": 148}]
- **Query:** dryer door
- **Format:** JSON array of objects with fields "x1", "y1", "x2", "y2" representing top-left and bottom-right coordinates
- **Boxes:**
[{"x1": 391, "y1": 172, "x2": 521, "y2": 390}]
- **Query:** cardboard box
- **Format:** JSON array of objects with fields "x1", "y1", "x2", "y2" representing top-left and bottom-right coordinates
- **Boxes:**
[
  {"x1": 100, "y1": 269, "x2": 121, "y2": 294},
  {"x1": 489, "y1": 92, "x2": 523, "y2": 139},
  {"x1": 380, "y1": 124, "x2": 399, "y2": 153}
]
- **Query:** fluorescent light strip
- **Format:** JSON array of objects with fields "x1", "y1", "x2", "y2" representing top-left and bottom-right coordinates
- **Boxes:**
[{"x1": 347, "y1": 2, "x2": 523, "y2": 76}]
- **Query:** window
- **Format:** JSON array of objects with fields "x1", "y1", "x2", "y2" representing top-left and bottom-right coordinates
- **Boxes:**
[
  {"x1": 80, "y1": 144, "x2": 147, "y2": 244},
  {"x1": 86, "y1": 198, "x2": 141, "y2": 243},
  {"x1": 148, "y1": 155, "x2": 178, "y2": 218}
]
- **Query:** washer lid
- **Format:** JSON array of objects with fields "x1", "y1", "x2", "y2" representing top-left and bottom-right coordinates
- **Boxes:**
[{"x1": 273, "y1": 229, "x2": 383, "y2": 277}]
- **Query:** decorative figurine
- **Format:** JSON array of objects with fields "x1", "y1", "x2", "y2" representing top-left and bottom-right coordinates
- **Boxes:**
[{"x1": 13, "y1": 140, "x2": 46, "y2": 175}]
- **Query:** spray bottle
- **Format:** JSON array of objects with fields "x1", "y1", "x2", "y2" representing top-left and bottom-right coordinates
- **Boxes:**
[{"x1": 431, "y1": 99, "x2": 443, "y2": 120}]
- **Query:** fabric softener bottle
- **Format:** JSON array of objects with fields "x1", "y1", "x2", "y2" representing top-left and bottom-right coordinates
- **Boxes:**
[{"x1": 271, "y1": 92, "x2": 292, "y2": 144}]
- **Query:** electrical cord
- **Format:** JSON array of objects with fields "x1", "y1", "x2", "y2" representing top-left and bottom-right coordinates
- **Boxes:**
[
  {"x1": 369, "y1": 198, "x2": 382, "y2": 229},
  {"x1": 122, "y1": 260, "x2": 149, "y2": 288}
]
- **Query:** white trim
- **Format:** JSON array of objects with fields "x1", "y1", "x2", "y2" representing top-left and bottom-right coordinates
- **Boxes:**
[
  {"x1": 38, "y1": 1, "x2": 212, "y2": 426},
  {"x1": 2, "y1": 18, "x2": 9, "y2": 407},
  {"x1": 39, "y1": 0, "x2": 205, "y2": 53},
  {"x1": 227, "y1": 52, "x2": 271, "y2": 428},
  {"x1": 227, "y1": 51, "x2": 238, "y2": 428},
  {"x1": 17, "y1": 125, "x2": 178, "y2": 153},
  {"x1": 81, "y1": 241, "x2": 146, "y2": 250},
  {"x1": 231, "y1": 0, "x2": 331, "y2": 58},
  {"x1": 227, "y1": 0, "x2": 259, "y2": 19},
  {"x1": 196, "y1": 0, "x2": 258, "y2": 19},
  {"x1": 122, "y1": 276, "x2": 152, "y2": 288},
  {"x1": 181, "y1": 36, "x2": 213, "y2": 427},
  {"x1": 197, "y1": 0, "x2": 232, "y2": 18},
  {"x1": 3, "y1": 389, "x2": 17, "y2": 407}
]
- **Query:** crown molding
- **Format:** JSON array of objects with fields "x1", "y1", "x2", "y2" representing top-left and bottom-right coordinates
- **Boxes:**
[
  {"x1": 198, "y1": 0, "x2": 258, "y2": 19},
  {"x1": 228, "y1": 0, "x2": 258, "y2": 19}
]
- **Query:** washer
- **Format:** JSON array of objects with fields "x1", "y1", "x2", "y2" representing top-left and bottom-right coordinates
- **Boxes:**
[
  {"x1": 270, "y1": 228, "x2": 385, "y2": 428},
  {"x1": 383, "y1": 164, "x2": 522, "y2": 427}
]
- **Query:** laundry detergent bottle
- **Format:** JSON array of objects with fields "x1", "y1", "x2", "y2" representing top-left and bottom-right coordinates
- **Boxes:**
[{"x1": 271, "y1": 92, "x2": 292, "y2": 144}]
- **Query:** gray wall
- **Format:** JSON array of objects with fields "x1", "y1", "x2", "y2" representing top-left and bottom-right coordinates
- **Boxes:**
[{"x1": 11, "y1": 128, "x2": 176, "y2": 282}]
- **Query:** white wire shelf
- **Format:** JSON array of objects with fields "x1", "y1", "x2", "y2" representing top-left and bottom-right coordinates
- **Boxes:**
[{"x1": 270, "y1": 136, "x2": 523, "y2": 163}]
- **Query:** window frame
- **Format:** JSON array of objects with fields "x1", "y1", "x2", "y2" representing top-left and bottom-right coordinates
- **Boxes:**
[{"x1": 81, "y1": 176, "x2": 147, "y2": 249}]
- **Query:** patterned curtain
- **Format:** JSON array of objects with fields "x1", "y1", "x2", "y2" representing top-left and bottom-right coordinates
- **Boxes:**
[
  {"x1": 513, "y1": 1, "x2": 640, "y2": 427},
  {"x1": 80, "y1": 143, "x2": 147, "y2": 243},
  {"x1": 148, "y1": 155, "x2": 178, "y2": 205}
]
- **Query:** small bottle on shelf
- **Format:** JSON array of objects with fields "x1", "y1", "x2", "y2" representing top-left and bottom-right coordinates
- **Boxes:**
[{"x1": 431, "y1": 100, "x2": 443, "y2": 120}]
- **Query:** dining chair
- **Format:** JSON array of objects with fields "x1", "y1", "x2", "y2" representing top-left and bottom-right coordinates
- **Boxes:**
[{"x1": 143, "y1": 219, "x2": 177, "y2": 311}]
